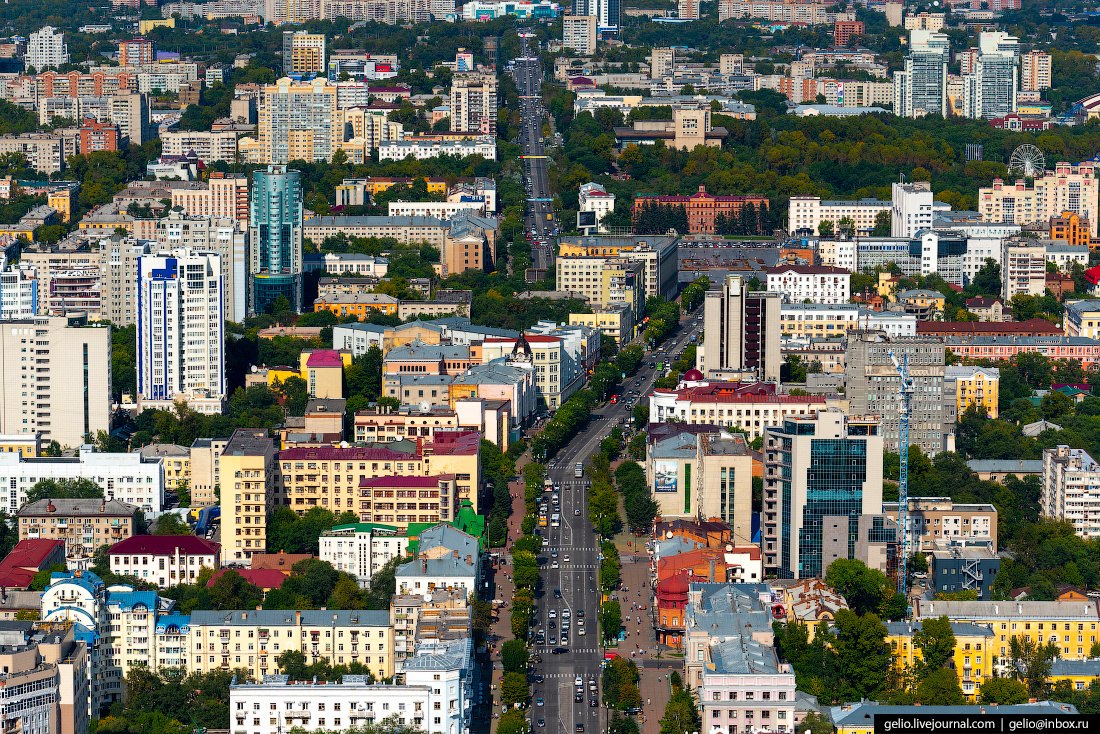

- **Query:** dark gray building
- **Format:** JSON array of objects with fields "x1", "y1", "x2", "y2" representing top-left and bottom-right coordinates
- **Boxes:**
[{"x1": 930, "y1": 540, "x2": 1000, "y2": 600}]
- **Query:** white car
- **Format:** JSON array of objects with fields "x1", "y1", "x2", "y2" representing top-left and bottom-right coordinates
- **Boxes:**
[
  {"x1": 552, "y1": 561, "x2": 559, "y2": 569},
  {"x1": 564, "y1": 555, "x2": 570, "y2": 563},
  {"x1": 578, "y1": 627, "x2": 586, "y2": 635},
  {"x1": 549, "y1": 610, "x2": 557, "y2": 619}
]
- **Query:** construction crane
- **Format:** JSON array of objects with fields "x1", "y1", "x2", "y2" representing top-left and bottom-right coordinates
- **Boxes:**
[{"x1": 889, "y1": 350, "x2": 915, "y2": 597}]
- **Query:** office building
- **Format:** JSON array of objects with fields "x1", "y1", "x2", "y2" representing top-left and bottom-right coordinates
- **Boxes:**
[
  {"x1": 249, "y1": 165, "x2": 303, "y2": 314},
  {"x1": 978, "y1": 163, "x2": 1100, "y2": 238},
  {"x1": 573, "y1": 0, "x2": 619, "y2": 30},
  {"x1": 282, "y1": 31, "x2": 326, "y2": 75},
  {"x1": 26, "y1": 27, "x2": 69, "y2": 70},
  {"x1": 962, "y1": 32, "x2": 1019, "y2": 119},
  {"x1": 787, "y1": 195, "x2": 890, "y2": 236},
  {"x1": 0, "y1": 266, "x2": 38, "y2": 319},
  {"x1": 763, "y1": 410, "x2": 884, "y2": 579},
  {"x1": 219, "y1": 429, "x2": 276, "y2": 564},
  {"x1": 556, "y1": 235, "x2": 679, "y2": 300},
  {"x1": 930, "y1": 539, "x2": 1000, "y2": 600},
  {"x1": 882, "y1": 496, "x2": 997, "y2": 554},
  {"x1": 845, "y1": 331, "x2": 951, "y2": 455},
  {"x1": 893, "y1": 30, "x2": 950, "y2": 118},
  {"x1": 1043, "y1": 445, "x2": 1100, "y2": 539},
  {"x1": 0, "y1": 314, "x2": 110, "y2": 449},
  {"x1": 701, "y1": 274, "x2": 781, "y2": 381},
  {"x1": 449, "y1": 73, "x2": 497, "y2": 134},
  {"x1": 562, "y1": 15, "x2": 597, "y2": 56},
  {"x1": 1021, "y1": 49, "x2": 1052, "y2": 92},
  {"x1": 136, "y1": 250, "x2": 226, "y2": 414}
]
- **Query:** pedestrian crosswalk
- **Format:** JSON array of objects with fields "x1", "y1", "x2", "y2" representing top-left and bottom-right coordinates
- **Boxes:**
[
  {"x1": 533, "y1": 650, "x2": 601, "y2": 658},
  {"x1": 542, "y1": 546, "x2": 598, "y2": 553}
]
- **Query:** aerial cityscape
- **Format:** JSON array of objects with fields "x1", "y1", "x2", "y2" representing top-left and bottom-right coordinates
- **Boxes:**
[{"x1": 0, "y1": 0, "x2": 1096, "y2": 732}]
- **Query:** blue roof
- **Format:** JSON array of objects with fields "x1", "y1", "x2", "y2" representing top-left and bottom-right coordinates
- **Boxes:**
[
  {"x1": 156, "y1": 613, "x2": 191, "y2": 634},
  {"x1": 49, "y1": 570, "x2": 104, "y2": 595},
  {"x1": 106, "y1": 590, "x2": 158, "y2": 612}
]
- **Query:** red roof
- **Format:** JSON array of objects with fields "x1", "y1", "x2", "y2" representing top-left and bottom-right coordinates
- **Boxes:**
[
  {"x1": 430, "y1": 430, "x2": 481, "y2": 455},
  {"x1": 280, "y1": 446, "x2": 411, "y2": 461},
  {"x1": 109, "y1": 535, "x2": 220, "y2": 556},
  {"x1": 208, "y1": 568, "x2": 287, "y2": 590},
  {"x1": 1086, "y1": 266, "x2": 1100, "y2": 286},
  {"x1": 306, "y1": 350, "x2": 344, "y2": 368},
  {"x1": 0, "y1": 539, "x2": 64, "y2": 570},
  {"x1": 360, "y1": 474, "x2": 453, "y2": 488},
  {"x1": 766, "y1": 264, "x2": 849, "y2": 275},
  {"x1": 917, "y1": 318, "x2": 1061, "y2": 336}
]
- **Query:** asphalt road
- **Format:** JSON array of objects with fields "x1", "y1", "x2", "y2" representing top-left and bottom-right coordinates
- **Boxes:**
[
  {"x1": 530, "y1": 311, "x2": 704, "y2": 734},
  {"x1": 512, "y1": 37, "x2": 555, "y2": 279}
]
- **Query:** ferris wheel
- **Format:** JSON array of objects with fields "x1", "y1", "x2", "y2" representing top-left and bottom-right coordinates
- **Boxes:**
[{"x1": 1008, "y1": 144, "x2": 1046, "y2": 178}]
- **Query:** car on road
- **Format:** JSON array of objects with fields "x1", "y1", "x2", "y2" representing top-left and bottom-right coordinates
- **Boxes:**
[
  {"x1": 536, "y1": 697, "x2": 545, "y2": 707},
  {"x1": 549, "y1": 610, "x2": 557, "y2": 619},
  {"x1": 563, "y1": 555, "x2": 570, "y2": 563},
  {"x1": 576, "y1": 725, "x2": 585, "y2": 733},
  {"x1": 552, "y1": 647, "x2": 567, "y2": 654},
  {"x1": 578, "y1": 626, "x2": 585, "y2": 635},
  {"x1": 576, "y1": 610, "x2": 585, "y2": 618},
  {"x1": 538, "y1": 719, "x2": 546, "y2": 728},
  {"x1": 590, "y1": 699, "x2": 598, "y2": 707},
  {"x1": 549, "y1": 621, "x2": 556, "y2": 630},
  {"x1": 554, "y1": 589, "x2": 562, "y2": 599},
  {"x1": 575, "y1": 692, "x2": 583, "y2": 702},
  {"x1": 534, "y1": 674, "x2": 545, "y2": 683},
  {"x1": 574, "y1": 509, "x2": 580, "y2": 515},
  {"x1": 551, "y1": 561, "x2": 559, "y2": 569}
]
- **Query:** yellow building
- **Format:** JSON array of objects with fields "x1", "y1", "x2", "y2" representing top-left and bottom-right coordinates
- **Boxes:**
[
  {"x1": 219, "y1": 429, "x2": 276, "y2": 564},
  {"x1": 0, "y1": 433, "x2": 41, "y2": 457},
  {"x1": 186, "y1": 608, "x2": 393, "y2": 682},
  {"x1": 274, "y1": 430, "x2": 483, "y2": 516},
  {"x1": 945, "y1": 366, "x2": 1000, "y2": 419},
  {"x1": 139, "y1": 444, "x2": 191, "y2": 493},
  {"x1": 138, "y1": 18, "x2": 175, "y2": 33},
  {"x1": 298, "y1": 349, "x2": 348, "y2": 399},
  {"x1": 48, "y1": 189, "x2": 72, "y2": 223},
  {"x1": 314, "y1": 293, "x2": 400, "y2": 319},
  {"x1": 896, "y1": 288, "x2": 946, "y2": 320},
  {"x1": 887, "y1": 620, "x2": 996, "y2": 700},
  {"x1": 913, "y1": 599, "x2": 1100, "y2": 666},
  {"x1": 569, "y1": 305, "x2": 635, "y2": 346},
  {"x1": 0, "y1": 224, "x2": 35, "y2": 241},
  {"x1": 877, "y1": 272, "x2": 900, "y2": 298},
  {"x1": 1049, "y1": 659, "x2": 1100, "y2": 691}
]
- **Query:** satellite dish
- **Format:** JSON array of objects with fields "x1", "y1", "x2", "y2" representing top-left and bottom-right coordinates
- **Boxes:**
[
  {"x1": 1008, "y1": 144, "x2": 1045, "y2": 179},
  {"x1": 725, "y1": 544, "x2": 733, "y2": 552},
  {"x1": 250, "y1": 365, "x2": 258, "y2": 372},
  {"x1": 422, "y1": 593, "x2": 433, "y2": 602},
  {"x1": 420, "y1": 401, "x2": 431, "y2": 413},
  {"x1": 665, "y1": 530, "x2": 674, "y2": 539}
]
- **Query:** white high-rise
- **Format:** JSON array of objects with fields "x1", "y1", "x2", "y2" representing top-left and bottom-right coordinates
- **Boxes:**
[
  {"x1": 893, "y1": 30, "x2": 950, "y2": 118},
  {"x1": 449, "y1": 73, "x2": 497, "y2": 134},
  {"x1": 0, "y1": 265, "x2": 37, "y2": 319},
  {"x1": 25, "y1": 26, "x2": 69, "y2": 70},
  {"x1": 137, "y1": 250, "x2": 226, "y2": 415},
  {"x1": 963, "y1": 32, "x2": 1019, "y2": 119}
]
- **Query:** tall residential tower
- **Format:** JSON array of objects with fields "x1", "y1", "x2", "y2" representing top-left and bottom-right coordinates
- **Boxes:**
[{"x1": 248, "y1": 165, "x2": 304, "y2": 314}]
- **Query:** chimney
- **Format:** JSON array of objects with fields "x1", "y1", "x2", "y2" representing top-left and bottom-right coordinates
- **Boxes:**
[
  {"x1": 46, "y1": 500, "x2": 55, "y2": 513},
  {"x1": 99, "y1": 499, "x2": 106, "y2": 513},
  {"x1": 295, "y1": 610, "x2": 302, "y2": 625}
]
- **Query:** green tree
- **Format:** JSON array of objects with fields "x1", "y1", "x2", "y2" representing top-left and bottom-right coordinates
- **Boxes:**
[
  {"x1": 25, "y1": 477, "x2": 103, "y2": 504},
  {"x1": 798, "y1": 712, "x2": 834, "y2": 734},
  {"x1": 1008, "y1": 636, "x2": 1059, "y2": 698},
  {"x1": 828, "y1": 609, "x2": 890, "y2": 702},
  {"x1": 979, "y1": 677, "x2": 1030, "y2": 705},
  {"x1": 153, "y1": 513, "x2": 192, "y2": 536},
  {"x1": 498, "y1": 709, "x2": 529, "y2": 734},
  {"x1": 914, "y1": 668, "x2": 966, "y2": 705},
  {"x1": 600, "y1": 600, "x2": 622, "y2": 643},
  {"x1": 501, "y1": 639, "x2": 529, "y2": 674},
  {"x1": 501, "y1": 671, "x2": 529, "y2": 706},
  {"x1": 825, "y1": 559, "x2": 894, "y2": 617},
  {"x1": 913, "y1": 616, "x2": 956, "y2": 677}
]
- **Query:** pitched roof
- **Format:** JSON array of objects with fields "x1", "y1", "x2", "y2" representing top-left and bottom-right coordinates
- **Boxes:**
[
  {"x1": 18, "y1": 498, "x2": 137, "y2": 517},
  {"x1": 917, "y1": 318, "x2": 1062, "y2": 336},
  {"x1": 306, "y1": 350, "x2": 344, "y2": 368},
  {"x1": 109, "y1": 535, "x2": 220, "y2": 556}
]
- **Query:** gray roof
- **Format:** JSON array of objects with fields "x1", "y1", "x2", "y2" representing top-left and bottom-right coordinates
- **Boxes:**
[
  {"x1": 1051, "y1": 658, "x2": 1100, "y2": 676},
  {"x1": 138, "y1": 443, "x2": 189, "y2": 458},
  {"x1": 709, "y1": 635, "x2": 781, "y2": 675},
  {"x1": 452, "y1": 359, "x2": 528, "y2": 386},
  {"x1": 224, "y1": 429, "x2": 273, "y2": 456},
  {"x1": 914, "y1": 599, "x2": 1100, "y2": 621},
  {"x1": 189, "y1": 609, "x2": 390, "y2": 627},
  {"x1": 1068, "y1": 300, "x2": 1100, "y2": 315},
  {"x1": 418, "y1": 524, "x2": 478, "y2": 558},
  {"x1": 391, "y1": 374, "x2": 454, "y2": 387},
  {"x1": 385, "y1": 340, "x2": 471, "y2": 363},
  {"x1": 831, "y1": 701, "x2": 1078, "y2": 725},
  {"x1": 1023, "y1": 419, "x2": 1062, "y2": 437},
  {"x1": 305, "y1": 398, "x2": 346, "y2": 415},
  {"x1": 884, "y1": 620, "x2": 994, "y2": 638},
  {"x1": 396, "y1": 555, "x2": 477, "y2": 579},
  {"x1": 18, "y1": 498, "x2": 137, "y2": 517},
  {"x1": 402, "y1": 637, "x2": 472, "y2": 672},
  {"x1": 965, "y1": 459, "x2": 1043, "y2": 474},
  {"x1": 650, "y1": 432, "x2": 698, "y2": 460},
  {"x1": 684, "y1": 582, "x2": 773, "y2": 639},
  {"x1": 654, "y1": 536, "x2": 703, "y2": 560}
]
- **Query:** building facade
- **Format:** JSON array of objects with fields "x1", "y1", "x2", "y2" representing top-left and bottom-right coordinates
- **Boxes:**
[{"x1": 249, "y1": 165, "x2": 303, "y2": 314}]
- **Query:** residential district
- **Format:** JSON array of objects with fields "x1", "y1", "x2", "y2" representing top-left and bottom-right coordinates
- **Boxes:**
[{"x1": 0, "y1": 0, "x2": 1098, "y2": 733}]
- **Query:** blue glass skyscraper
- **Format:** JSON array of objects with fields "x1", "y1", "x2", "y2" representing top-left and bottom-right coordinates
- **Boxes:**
[{"x1": 248, "y1": 165, "x2": 303, "y2": 315}]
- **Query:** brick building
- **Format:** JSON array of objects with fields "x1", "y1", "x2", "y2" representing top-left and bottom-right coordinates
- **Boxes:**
[
  {"x1": 632, "y1": 186, "x2": 770, "y2": 234},
  {"x1": 78, "y1": 117, "x2": 121, "y2": 154}
]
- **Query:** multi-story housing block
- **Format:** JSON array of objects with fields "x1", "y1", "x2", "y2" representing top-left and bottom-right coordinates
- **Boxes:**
[
  {"x1": 108, "y1": 535, "x2": 221, "y2": 588},
  {"x1": 1043, "y1": 445, "x2": 1100, "y2": 539},
  {"x1": 219, "y1": 429, "x2": 276, "y2": 564}
]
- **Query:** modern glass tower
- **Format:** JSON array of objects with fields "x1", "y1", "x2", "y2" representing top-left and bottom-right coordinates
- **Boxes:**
[{"x1": 248, "y1": 165, "x2": 303, "y2": 315}]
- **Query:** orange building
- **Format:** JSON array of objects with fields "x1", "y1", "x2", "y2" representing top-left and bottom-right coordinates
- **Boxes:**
[
  {"x1": 1051, "y1": 211, "x2": 1092, "y2": 249},
  {"x1": 631, "y1": 186, "x2": 770, "y2": 235},
  {"x1": 833, "y1": 20, "x2": 864, "y2": 46},
  {"x1": 313, "y1": 293, "x2": 399, "y2": 319},
  {"x1": 78, "y1": 118, "x2": 120, "y2": 154}
]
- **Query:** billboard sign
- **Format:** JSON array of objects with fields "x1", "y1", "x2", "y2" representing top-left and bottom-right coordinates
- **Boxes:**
[{"x1": 654, "y1": 461, "x2": 678, "y2": 493}]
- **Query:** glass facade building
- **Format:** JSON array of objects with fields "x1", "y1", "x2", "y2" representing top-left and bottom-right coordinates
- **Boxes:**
[{"x1": 248, "y1": 165, "x2": 303, "y2": 315}]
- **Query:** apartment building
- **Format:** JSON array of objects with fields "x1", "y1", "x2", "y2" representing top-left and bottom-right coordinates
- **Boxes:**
[
  {"x1": 136, "y1": 250, "x2": 226, "y2": 414},
  {"x1": 377, "y1": 137, "x2": 496, "y2": 162},
  {"x1": 449, "y1": 72, "x2": 497, "y2": 134},
  {"x1": 282, "y1": 31, "x2": 326, "y2": 74},
  {"x1": 702, "y1": 274, "x2": 782, "y2": 381},
  {"x1": 1043, "y1": 445, "x2": 1100, "y2": 539},
  {"x1": 274, "y1": 431, "x2": 481, "y2": 519},
  {"x1": 161, "y1": 130, "x2": 241, "y2": 163},
  {"x1": 556, "y1": 257, "x2": 645, "y2": 317},
  {"x1": 0, "y1": 134, "x2": 67, "y2": 174},
  {"x1": 219, "y1": 429, "x2": 277, "y2": 564},
  {"x1": 187, "y1": 609, "x2": 393, "y2": 682},
  {"x1": 108, "y1": 535, "x2": 221, "y2": 587},
  {"x1": 556, "y1": 235, "x2": 680, "y2": 301},
  {"x1": 940, "y1": 335, "x2": 1100, "y2": 368},
  {"x1": 1021, "y1": 49, "x2": 1052, "y2": 92},
  {"x1": 26, "y1": 26, "x2": 69, "y2": 70},
  {"x1": 765, "y1": 264, "x2": 851, "y2": 304},
  {"x1": 0, "y1": 265, "x2": 38, "y2": 319},
  {"x1": 169, "y1": 173, "x2": 250, "y2": 224},
  {"x1": 18, "y1": 499, "x2": 138, "y2": 567},
  {"x1": 153, "y1": 212, "x2": 248, "y2": 323},
  {"x1": 887, "y1": 621, "x2": 995, "y2": 700},
  {"x1": 944, "y1": 365, "x2": 1000, "y2": 419},
  {"x1": 562, "y1": 15, "x2": 597, "y2": 56},
  {"x1": 779, "y1": 303, "x2": 917, "y2": 340},
  {"x1": 978, "y1": 163, "x2": 1100, "y2": 237},
  {"x1": 881, "y1": 496, "x2": 998, "y2": 554},
  {"x1": 0, "y1": 447, "x2": 163, "y2": 513},
  {"x1": 0, "y1": 314, "x2": 110, "y2": 449},
  {"x1": 138, "y1": 443, "x2": 190, "y2": 493},
  {"x1": 190, "y1": 437, "x2": 229, "y2": 507},
  {"x1": 763, "y1": 410, "x2": 884, "y2": 578}
]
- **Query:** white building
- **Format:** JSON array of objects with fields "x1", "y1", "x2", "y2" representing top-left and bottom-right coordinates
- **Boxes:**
[
  {"x1": 394, "y1": 524, "x2": 479, "y2": 598},
  {"x1": 962, "y1": 32, "x2": 1019, "y2": 119},
  {"x1": 319, "y1": 522, "x2": 411, "y2": 588},
  {"x1": 649, "y1": 384, "x2": 837, "y2": 442},
  {"x1": 26, "y1": 27, "x2": 69, "y2": 70},
  {"x1": 387, "y1": 200, "x2": 486, "y2": 218},
  {"x1": 891, "y1": 181, "x2": 941, "y2": 238},
  {"x1": 0, "y1": 448, "x2": 165, "y2": 515},
  {"x1": 787, "y1": 196, "x2": 890, "y2": 236},
  {"x1": 1043, "y1": 445, "x2": 1100, "y2": 539},
  {"x1": 766, "y1": 264, "x2": 850, "y2": 304},
  {"x1": 153, "y1": 213, "x2": 248, "y2": 323},
  {"x1": 780, "y1": 303, "x2": 916, "y2": 340},
  {"x1": 310, "y1": 253, "x2": 390, "y2": 277},
  {"x1": 108, "y1": 535, "x2": 221, "y2": 588},
  {"x1": 1002, "y1": 241, "x2": 1047, "y2": 300},
  {"x1": 378, "y1": 138, "x2": 497, "y2": 161},
  {"x1": 449, "y1": 73, "x2": 497, "y2": 134},
  {"x1": 0, "y1": 265, "x2": 38, "y2": 319},
  {"x1": 137, "y1": 250, "x2": 225, "y2": 415},
  {"x1": 578, "y1": 182, "x2": 616, "y2": 233}
]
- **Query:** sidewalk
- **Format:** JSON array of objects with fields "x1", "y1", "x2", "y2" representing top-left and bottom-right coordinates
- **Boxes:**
[{"x1": 618, "y1": 548, "x2": 672, "y2": 734}]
